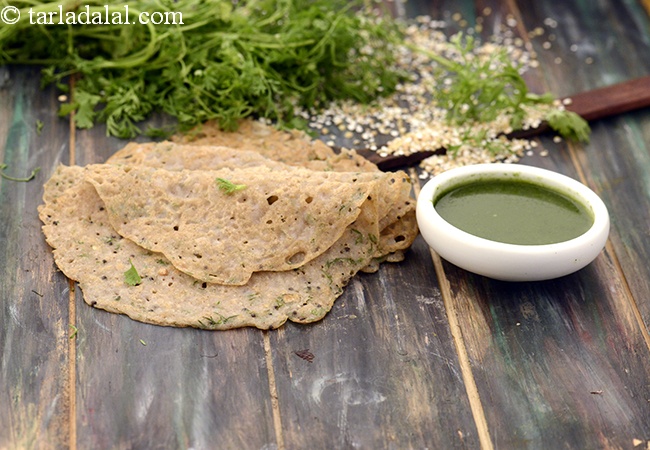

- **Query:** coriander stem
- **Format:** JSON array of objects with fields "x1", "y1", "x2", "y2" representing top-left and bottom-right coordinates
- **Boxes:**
[{"x1": 0, "y1": 164, "x2": 41, "y2": 182}]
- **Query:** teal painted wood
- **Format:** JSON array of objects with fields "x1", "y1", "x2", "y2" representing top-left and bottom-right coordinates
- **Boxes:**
[
  {"x1": 516, "y1": 0, "x2": 650, "y2": 92},
  {"x1": 576, "y1": 114, "x2": 650, "y2": 325},
  {"x1": 403, "y1": 0, "x2": 476, "y2": 23},
  {"x1": 0, "y1": 67, "x2": 71, "y2": 449},
  {"x1": 516, "y1": 0, "x2": 650, "y2": 333},
  {"x1": 74, "y1": 305, "x2": 277, "y2": 449},
  {"x1": 443, "y1": 254, "x2": 650, "y2": 448}
]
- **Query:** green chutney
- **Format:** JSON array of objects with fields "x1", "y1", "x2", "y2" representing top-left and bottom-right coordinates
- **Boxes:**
[{"x1": 433, "y1": 178, "x2": 594, "y2": 245}]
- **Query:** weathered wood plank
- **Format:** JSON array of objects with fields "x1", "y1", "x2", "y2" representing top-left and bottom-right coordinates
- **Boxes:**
[
  {"x1": 269, "y1": 3, "x2": 481, "y2": 446},
  {"x1": 442, "y1": 252, "x2": 650, "y2": 448},
  {"x1": 0, "y1": 67, "x2": 71, "y2": 449},
  {"x1": 572, "y1": 114, "x2": 650, "y2": 324},
  {"x1": 272, "y1": 1, "x2": 650, "y2": 448},
  {"x1": 516, "y1": 0, "x2": 650, "y2": 333},
  {"x1": 74, "y1": 306, "x2": 277, "y2": 449},
  {"x1": 270, "y1": 235, "x2": 480, "y2": 449}
]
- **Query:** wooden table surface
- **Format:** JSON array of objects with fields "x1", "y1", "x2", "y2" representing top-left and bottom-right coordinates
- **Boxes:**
[{"x1": 2, "y1": 1, "x2": 650, "y2": 449}]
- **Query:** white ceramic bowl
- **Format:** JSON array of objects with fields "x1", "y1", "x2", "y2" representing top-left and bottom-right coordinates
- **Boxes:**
[{"x1": 416, "y1": 163, "x2": 610, "y2": 281}]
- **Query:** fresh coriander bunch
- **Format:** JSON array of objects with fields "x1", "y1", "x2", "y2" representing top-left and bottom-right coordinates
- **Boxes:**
[
  {"x1": 425, "y1": 33, "x2": 590, "y2": 145},
  {"x1": 0, "y1": 0, "x2": 407, "y2": 138}
]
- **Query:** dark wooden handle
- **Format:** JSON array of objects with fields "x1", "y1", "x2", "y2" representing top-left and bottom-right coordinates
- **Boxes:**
[
  {"x1": 564, "y1": 75, "x2": 650, "y2": 121},
  {"x1": 364, "y1": 75, "x2": 650, "y2": 170}
]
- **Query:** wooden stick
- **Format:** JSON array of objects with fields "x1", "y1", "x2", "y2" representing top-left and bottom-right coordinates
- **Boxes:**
[{"x1": 565, "y1": 75, "x2": 650, "y2": 121}]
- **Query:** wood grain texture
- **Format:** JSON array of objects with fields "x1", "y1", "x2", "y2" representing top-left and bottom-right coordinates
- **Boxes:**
[
  {"x1": 74, "y1": 306, "x2": 277, "y2": 449},
  {"x1": 0, "y1": 67, "x2": 71, "y2": 449},
  {"x1": 443, "y1": 255, "x2": 650, "y2": 448},
  {"x1": 565, "y1": 76, "x2": 650, "y2": 121},
  {"x1": 270, "y1": 236, "x2": 480, "y2": 449}
]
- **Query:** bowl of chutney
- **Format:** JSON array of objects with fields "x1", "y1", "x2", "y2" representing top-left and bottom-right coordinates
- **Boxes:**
[{"x1": 416, "y1": 163, "x2": 610, "y2": 281}]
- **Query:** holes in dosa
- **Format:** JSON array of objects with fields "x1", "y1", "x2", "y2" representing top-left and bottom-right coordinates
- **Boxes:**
[{"x1": 287, "y1": 251, "x2": 306, "y2": 266}]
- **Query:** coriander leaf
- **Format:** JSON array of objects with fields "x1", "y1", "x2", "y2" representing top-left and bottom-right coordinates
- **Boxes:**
[
  {"x1": 202, "y1": 313, "x2": 238, "y2": 326},
  {"x1": 546, "y1": 109, "x2": 591, "y2": 143},
  {"x1": 73, "y1": 90, "x2": 102, "y2": 129},
  {"x1": 124, "y1": 260, "x2": 142, "y2": 286},
  {"x1": 216, "y1": 178, "x2": 246, "y2": 194},
  {"x1": 144, "y1": 126, "x2": 175, "y2": 139},
  {"x1": 57, "y1": 103, "x2": 78, "y2": 118}
]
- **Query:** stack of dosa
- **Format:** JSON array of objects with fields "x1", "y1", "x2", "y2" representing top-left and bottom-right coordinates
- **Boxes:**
[{"x1": 39, "y1": 121, "x2": 418, "y2": 330}]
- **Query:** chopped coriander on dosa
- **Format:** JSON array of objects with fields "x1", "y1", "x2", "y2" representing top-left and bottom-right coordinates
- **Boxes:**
[
  {"x1": 124, "y1": 260, "x2": 142, "y2": 286},
  {"x1": 215, "y1": 178, "x2": 247, "y2": 195}
]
